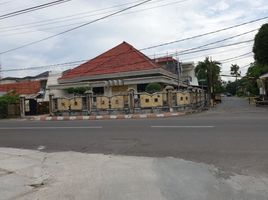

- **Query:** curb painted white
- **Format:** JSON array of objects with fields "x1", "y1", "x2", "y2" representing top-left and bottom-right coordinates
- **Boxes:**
[
  {"x1": 45, "y1": 117, "x2": 52, "y2": 121},
  {"x1": 124, "y1": 115, "x2": 132, "y2": 119},
  {"x1": 139, "y1": 114, "x2": 148, "y2": 118},
  {"x1": 69, "y1": 116, "x2": 77, "y2": 120},
  {"x1": 57, "y1": 117, "x2": 64, "y2": 121}
]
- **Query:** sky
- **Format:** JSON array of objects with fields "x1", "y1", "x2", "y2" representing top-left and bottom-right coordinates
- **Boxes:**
[{"x1": 0, "y1": 0, "x2": 267, "y2": 81}]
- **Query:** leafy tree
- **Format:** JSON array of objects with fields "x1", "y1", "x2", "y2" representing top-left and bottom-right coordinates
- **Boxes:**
[
  {"x1": 253, "y1": 24, "x2": 268, "y2": 66},
  {"x1": 195, "y1": 57, "x2": 222, "y2": 99},
  {"x1": 65, "y1": 87, "x2": 90, "y2": 95},
  {"x1": 230, "y1": 64, "x2": 241, "y2": 95},
  {"x1": 145, "y1": 83, "x2": 162, "y2": 94},
  {"x1": 225, "y1": 81, "x2": 237, "y2": 95}
]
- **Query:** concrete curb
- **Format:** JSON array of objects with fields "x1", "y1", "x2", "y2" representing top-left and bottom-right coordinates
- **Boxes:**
[{"x1": 28, "y1": 112, "x2": 187, "y2": 121}]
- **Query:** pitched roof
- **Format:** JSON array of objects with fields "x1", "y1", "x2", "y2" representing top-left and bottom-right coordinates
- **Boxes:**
[
  {"x1": 0, "y1": 81, "x2": 41, "y2": 95},
  {"x1": 60, "y1": 42, "x2": 161, "y2": 81}
]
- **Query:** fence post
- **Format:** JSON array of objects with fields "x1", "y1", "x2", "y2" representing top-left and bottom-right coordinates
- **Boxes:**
[
  {"x1": 85, "y1": 90, "x2": 93, "y2": 115},
  {"x1": 49, "y1": 93, "x2": 54, "y2": 116},
  {"x1": 128, "y1": 89, "x2": 135, "y2": 114},
  {"x1": 165, "y1": 86, "x2": 174, "y2": 112},
  {"x1": 19, "y1": 95, "x2": 26, "y2": 118}
]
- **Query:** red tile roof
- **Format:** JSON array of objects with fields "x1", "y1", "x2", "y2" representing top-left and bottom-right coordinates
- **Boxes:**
[
  {"x1": 60, "y1": 42, "x2": 161, "y2": 81},
  {"x1": 0, "y1": 81, "x2": 41, "y2": 95}
]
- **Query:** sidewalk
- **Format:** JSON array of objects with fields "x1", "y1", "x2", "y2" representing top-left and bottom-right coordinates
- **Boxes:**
[{"x1": 1, "y1": 148, "x2": 268, "y2": 200}]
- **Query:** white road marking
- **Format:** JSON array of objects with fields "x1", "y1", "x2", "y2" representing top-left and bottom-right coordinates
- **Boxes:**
[
  {"x1": 151, "y1": 126, "x2": 215, "y2": 128},
  {"x1": 0, "y1": 126, "x2": 103, "y2": 130}
]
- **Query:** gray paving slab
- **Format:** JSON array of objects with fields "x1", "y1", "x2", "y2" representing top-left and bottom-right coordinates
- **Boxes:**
[{"x1": 0, "y1": 148, "x2": 267, "y2": 200}]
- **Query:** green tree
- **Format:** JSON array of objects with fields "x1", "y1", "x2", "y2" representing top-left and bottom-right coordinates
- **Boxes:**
[
  {"x1": 0, "y1": 94, "x2": 19, "y2": 119},
  {"x1": 195, "y1": 57, "x2": 222, "y2": 100},
  {"x1": 65, "y1": 87, "x2": 90, "y2": 95},
  {"x1": 230, "y1": 64, "x2": 241, "y2": 77},
  {"x1": 225, "y1": 81, "x2": 236, "y2": 95},
  {"x1": 230, "y1": 64, "x2": 241, "y2": 95},
  {"x1": 145, "y1": 83, "x2": 162, "y2": 94},
  {"x1": 253, "y1": 24, "x2": 268, "y2": 66}
]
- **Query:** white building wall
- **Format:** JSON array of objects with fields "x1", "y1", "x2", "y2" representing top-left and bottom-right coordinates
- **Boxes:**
[{"x1": 44, "y1": 71, "x2": 66, "y2": 101}]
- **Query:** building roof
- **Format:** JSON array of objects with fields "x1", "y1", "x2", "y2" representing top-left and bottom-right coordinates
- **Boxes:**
[
  {"x1": 1, "y1": 71, "x2": 49, "y2": 82},
  {"x1": 154, "y1": 56, "x2": 178, "y2": 63},
  {"x1": 59, "y1": 42, "x2": 161, "y2": 81},
  {"x1": 0, "y1": 81, "x2": 41, "y2": 95}
]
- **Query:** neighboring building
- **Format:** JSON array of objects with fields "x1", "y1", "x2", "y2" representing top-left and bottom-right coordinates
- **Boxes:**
[
  {"x1": 0, "y1": 80, "x2": 42, "y2": 95},
  {"x1": 44, "y1": 71, "x2": 65, "y2": 101},
  {"x1": 180, "y1": 62, "x2": 199, "y2": 86},
  {"x1": 0, "y1": 72, "x2": 50, "y2": 116},
  {"x1": 154, "y1": 56, "x2": 199, "y2": 86},
  {"x1": 0, "y1": 71, "x2": 49, "y2": 84},
  {"x1": 258, "y1": 72, "x2": 268, "y2": 99},
  {"x1": 50, "y1": 42, "x2": 198, "y2": 96}
]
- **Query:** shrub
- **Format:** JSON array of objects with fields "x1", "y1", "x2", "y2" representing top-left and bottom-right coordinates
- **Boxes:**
[
  {"x1": 145, "y1": 83, "x2": 162, "y2": 94},
  {"x1": 0, "y1": 95, "x2": 19, "y2": 118}
]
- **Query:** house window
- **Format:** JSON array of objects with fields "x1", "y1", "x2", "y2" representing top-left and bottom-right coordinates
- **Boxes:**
[
  {"x1": 181, "y1": 97, "x2": 183, "y2": 101},
  {"x1": 154, "y1": 98, "x2": 158, "y2": 103},
  {"x1": 145, "y1": 99, "x2": 150, "y2": 103}
]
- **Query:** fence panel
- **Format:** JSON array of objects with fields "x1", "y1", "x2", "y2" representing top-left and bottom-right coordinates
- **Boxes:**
[
  {"x1": 96, "y1": 96, "x2": 109, "y2": 110},
  {"x1": 140, "y1": 93, "x2": 163, "y2": 108},
  {"x1": 57, "y1": 98, "x2": 70, "y2": 111},
  {"x1": 110, "y1": 95, "x2": 125, "y2": 109},
  {"x1": 70, "y1": 97, "x2": 83, "y2": 110}
]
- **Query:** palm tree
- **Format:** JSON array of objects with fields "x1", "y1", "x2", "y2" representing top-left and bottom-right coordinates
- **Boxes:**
[
  {"x1": 230, "y1": 64, "x2": 241, "y2": 95},
  {"x1": 195, "y1": 57, "x2": 221, "y2": 104}
]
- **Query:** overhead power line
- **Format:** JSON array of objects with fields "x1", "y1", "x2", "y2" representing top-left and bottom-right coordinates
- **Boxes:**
[
  {"x1": 0, "y1": 0, "x2": 152, "y2": 55},
  {"x1": 0, "y1": 0, "x2": 187, "y2": 32},
  {"x1": 0, "y1": 0, "x2": 71, "y2": 20},
  {"x1": 219, "y1": 52, "x2": 253, "y2": 63},
  {"x1": 0, "y1": 39, "x2": 255, "y2": 73},
  {"x1": 0, "y1": 0, "x2": 190, "y2": 37},
  {"x1": 140, "y1": 16, "x2": 268, "y2": 51},
  {"x1": 176, "y1": 39, "x2": 254, "y2": 56},
  {"x1": 181, "y1": 44, "x2": 252, "y2": 62},
  {"x1": 178, "y1": 29, "x2": 257, "y2": 54}
]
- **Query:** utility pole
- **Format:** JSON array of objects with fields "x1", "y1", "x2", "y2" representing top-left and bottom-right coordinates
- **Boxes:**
[
  {"x1": 177, "y1": 56, "x2": 181, "y2": 89},
  {"x1": 207, "y1": 57, "x2": 212, "y2": 107},
  {"x1": 210, "y1": 56, "x2": 214, "y2": 106}
]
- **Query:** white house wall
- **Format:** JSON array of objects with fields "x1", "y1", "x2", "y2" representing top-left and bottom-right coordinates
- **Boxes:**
[{"x1": 44, "y1": 71, "x2": 66, "y2": 101}]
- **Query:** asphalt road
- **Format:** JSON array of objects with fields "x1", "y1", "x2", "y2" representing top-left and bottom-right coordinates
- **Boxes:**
[{"x1": 1, "y1": 96, "x2": 268, "y2": 176}]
